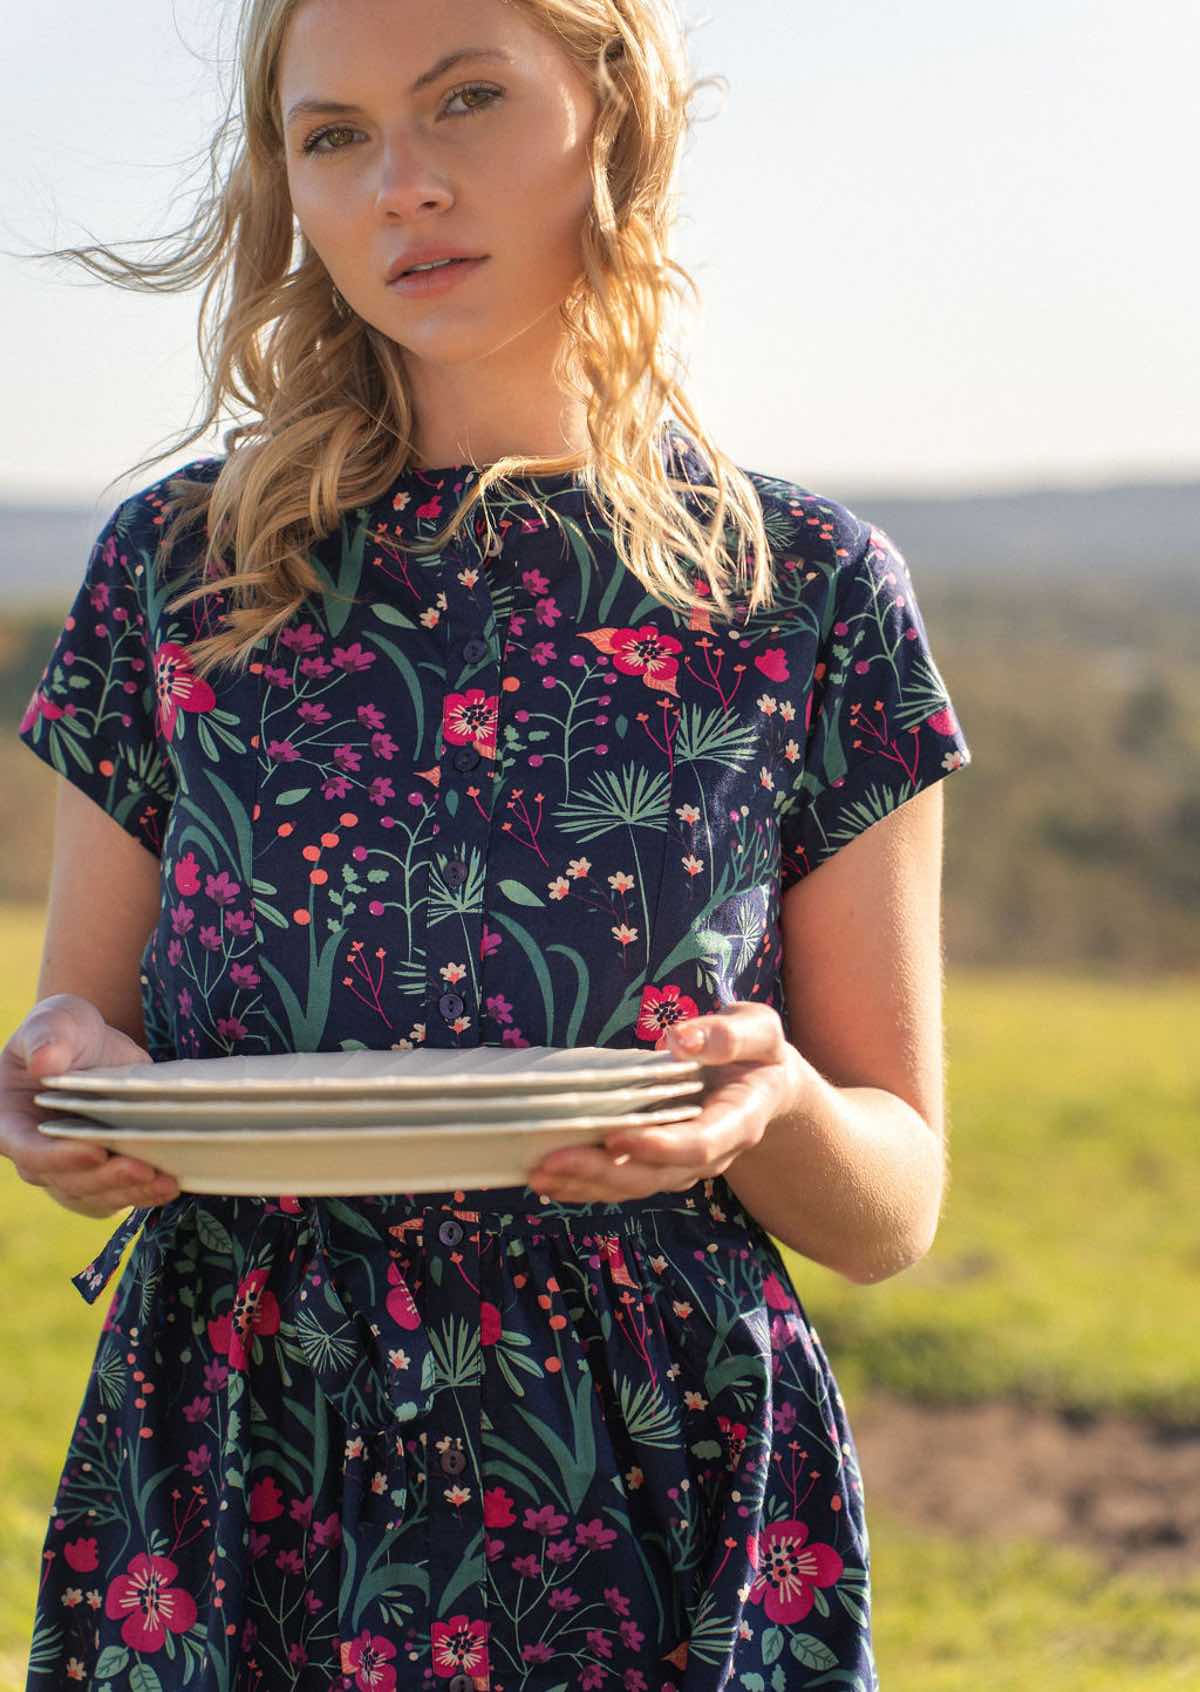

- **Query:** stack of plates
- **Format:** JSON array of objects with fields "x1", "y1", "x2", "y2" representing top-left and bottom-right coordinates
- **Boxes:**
[{"x1": 34, "y1": 1047, "x2": 707, "y2": 1196}]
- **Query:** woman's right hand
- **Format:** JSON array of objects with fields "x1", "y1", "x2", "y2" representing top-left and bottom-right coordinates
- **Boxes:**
[{"x1": 0, "y1": 994, "x2": 181, "y2": 1219}]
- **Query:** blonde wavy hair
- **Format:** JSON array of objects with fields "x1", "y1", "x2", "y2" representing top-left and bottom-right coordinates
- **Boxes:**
[{"x1": 26, "y1": 0, "x2": 778, "y2": 684}]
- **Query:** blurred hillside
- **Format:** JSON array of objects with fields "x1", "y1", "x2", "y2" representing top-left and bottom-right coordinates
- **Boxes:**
[{"x1": 2, "y1": 478, "x2": 1197, "y2": 976}]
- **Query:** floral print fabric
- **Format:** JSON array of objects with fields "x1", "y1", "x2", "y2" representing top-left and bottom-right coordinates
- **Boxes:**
[{"x1": 16, "y1": 428, "x2": 971, "y2": 1689}]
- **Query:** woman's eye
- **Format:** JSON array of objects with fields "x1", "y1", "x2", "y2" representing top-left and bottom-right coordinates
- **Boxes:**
[{"x1": 300, "y1": 84, "x2": 501, "y2": 157}]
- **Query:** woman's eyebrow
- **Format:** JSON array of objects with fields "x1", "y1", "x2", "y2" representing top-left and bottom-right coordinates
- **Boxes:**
[{"x1": 285, "y1": 47, "x2": 516, "y2": 125}]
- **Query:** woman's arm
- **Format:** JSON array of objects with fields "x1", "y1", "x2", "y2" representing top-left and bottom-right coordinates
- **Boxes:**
[{"x1": 724, "y1": 781, "x2": 949, "y2": 1282}]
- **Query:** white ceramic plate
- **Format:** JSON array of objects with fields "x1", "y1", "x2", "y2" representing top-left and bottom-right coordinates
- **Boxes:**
[
  {"x1": 34, "y1": 1076, "x2": 705, "y2": 1132},
  {"x1": 39, "y1": 1045, "x2": 699, "y2": 1099},
  {"x1": 36, "y1": 1101, "x2": 706, "y2": 1196}
]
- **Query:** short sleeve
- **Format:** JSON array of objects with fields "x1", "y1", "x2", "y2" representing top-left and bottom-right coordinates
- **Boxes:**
[
  {"x1": 16, "y1": 497, "x2": 175, "y2": 859},
  {"x1": 779, "y1": 519, "x2": 972, "y2": 891}
]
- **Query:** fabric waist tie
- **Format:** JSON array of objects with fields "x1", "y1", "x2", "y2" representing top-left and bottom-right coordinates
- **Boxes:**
[{"x1": 70, "y1": 1197, "x2": 438, "y2": 1437}]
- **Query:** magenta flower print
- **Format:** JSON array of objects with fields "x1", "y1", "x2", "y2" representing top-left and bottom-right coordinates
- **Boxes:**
[
  {"x1": 152, "y1": 641, "x2": 216, "y2": 740},
  {"x1": 206, "y1": 1268, "x2": 280, "y2": 1371},
  {"x1": 104, "y1": 1551, "x2": 197, "y2": 1651},
  {"x1": 746, "y1": 1519, "x2": 846, "y2": 1623},
  {"x1": 340, "y1": 1628, "x2": 399, "y2": 1691},
  {"x1": 443, "y1": 687, "x2": 499, "y2": 759},
  {"x1": 580, "y1": 624, "x2": 684, "y2": 695}
]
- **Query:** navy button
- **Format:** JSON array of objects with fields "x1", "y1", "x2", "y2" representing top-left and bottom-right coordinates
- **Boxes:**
[
  {"x1": 448, "y1": 1678, "x2": 472, "y2": 1692},
  {"x1": 438, "y1": 1219, "x2": 463, "y2": 1247},
  {"x1": 444, "y1": 858, "x2": 468, "y2": 887},
  {"x1": 438, "y1": 990, "x2": 464, "y2": 1020},
  {"x1": 463, "y1": 637, "x2": 488, "y2": 663},
  {"x1": 440, "y1": 1448, "x2": 467, "y2": 1475},
  {"x1": 452, "y1": 746, "x2": 480, "y2": 772}
]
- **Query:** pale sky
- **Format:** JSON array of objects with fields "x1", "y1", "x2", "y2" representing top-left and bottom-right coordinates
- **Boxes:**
[{"x1": 2, "y1": 0, "x2": 1195, "y2": 505}]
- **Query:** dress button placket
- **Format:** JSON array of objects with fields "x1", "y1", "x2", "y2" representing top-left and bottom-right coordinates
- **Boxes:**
[
  {"x1": 431, "y1": 529, "x2": 496, "y2": 1042},
  {"x1": 427, "y1": 1207, "x2": 490, "y2": 1689}
]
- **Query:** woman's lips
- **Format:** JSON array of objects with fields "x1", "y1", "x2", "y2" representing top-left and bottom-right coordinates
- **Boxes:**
[{"x1": 386, "y1": 257, "x2": 490, "y2": 297}]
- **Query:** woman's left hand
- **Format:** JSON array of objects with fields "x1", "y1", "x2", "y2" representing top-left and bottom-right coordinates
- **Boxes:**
[{"x1": 525, "y1": 1001, "x2": 806, "y2": 1203}]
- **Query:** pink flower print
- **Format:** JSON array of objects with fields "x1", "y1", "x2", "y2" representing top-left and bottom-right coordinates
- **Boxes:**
[
  {"x1": 754, "y1": 646, "x2": 790, "y2": 683},
  {"x1": 225, "y1": 908, "x2": 254, "y2": 937},
  {"x1": 249, "y1": 1475, "x2": 285, "y2": 1522},
  {"x1": 18, "y1": 687, "x2": 66, "y2": 734},
  {"x1": 268, "y1": 739, "x2": 301, "y2": 761},
  {"x1": 173, "y1": 852, "x2": 201, "y2": 896},
  {"x1": 636, "y1": 982, "x2": 700, "y2": 1044},
  {"x1": 205, "y1": 870, "x2": 241, "y2": 907},
  {"x1": 368, "y1": 775, "x2": 395, "y2": 806},
  {"x1": 574, "y1": 1517, "x2": 618, "y2": 1551},
  {"x1": 371, "y1": 731, "x2": 399, "y2": 759},
  {"x1": 104, "y1": 1552, "x2": 197, "y2": 1652},
  {"x1": 483, "y1": 1487, "x2": 515, "y2": 1529},
  {"x1": 524, "y1": 1504, "x2": 569, "y2": 1536},
  {"x1": 229, "y1": 962, "x2": 260, "y2": 990},
  {"x1": 443, "y1": 688, "x2": 499, "y2": 759},
  {"x1": 580, "y1": 625, "x2": 683, "y2": 696},
  {"x1": 312, "y1": 1511, "x2": 342, "y2": 1548},
  {"x1": 202, "y1": 1358, "x2": 228, "y2": 1392},
  {"x1": 763, "y1": 1269, "x2": 798, "y2": 1313},
  {"x1": 357, "y1": 702, "x2": 386, "y2": 730},
  {"x1": 290, "y1": 1493, "x2": 314, "y2": 1527},
  {"x1": 63, "y1": 1537, "x2": 98, "y2": 1573},
  {"x1": 279, "y1": 621, "x2": 325, "y2": 652},
  {"x1": 333, "y1": 745, "x2": 362, "y2": 773},
  {"x1": 340, "y1": 1628, "x2": 399, "y2": 1691},
  {"x1": 170, "y1": 901, "x2": 195, "y2": 936},
  {"x1": 331, "y1": 641, "x2": 377, "y2": 672},
  {"x1": 924, "y1": 704, "x2": 961, "y2": 738},
  {"x1": 485, "y1": 990, "x2": 513, "y2": 1024},
  {"x1": 745, "y1": 1518, "x2": 845, "y2": 1623},
  {"x1": 185, "y1": 1444, "x2": 211, "y2": 1476},
  {"x1": 207, "y1": 1268, "x2": 281, "y2": 1371},
  {"x1": 322, "y1": 773, "x2": 353, "y2": 799},
  {"x1": 300, "y1": 653, "x2": 333, "y2": 678},
  {"x1": 181, "y1": 1395, "x2": 211, "y2": 1423},
  {"x1": 530, "y1": 639, "x2": 557, "y2": 666},
  {"x1": 262, "y1": 664, "x2": 293, "y2": 689},
  {"x1": 429, "y1": 1615, "x2": 490, "y2": 1680},
  {"x1": 152, "y1": 642, "x2": 216, "y2": 742},
  {"x1": 386, "y1": 1260, "x2": 422, "y2": 1330},
  {"x1": 297, "y1": 700, "x2": 332, "y2": 724}
]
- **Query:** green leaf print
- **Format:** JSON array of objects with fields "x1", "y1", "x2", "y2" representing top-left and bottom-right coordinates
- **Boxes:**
[
  {"x1": 371, "y1": 602, "x2": 419, "y2": 629},
  {"x1": 545, "y1": 942, "x2": 590, "y2": 1046},
  {"x1": 94, "y1": 1647, "x2": 129, "y2": 1679},
  {"x1": 361, "y1": 627, "x2": 427, "y2": 749},
  {"x1": 490, "y1": 911, "x2": 555, "y2": 1037},
  {"x1": 129, "y1": 1665, "x2": 163, "y2": 1692},
  {"x1": 274, "y1": 787, "x2": 312, "y2": 806},
  {"x1": 555, "y1": 762, "x2": 670, "y2": 843},
  {"x1": 511, "y1": 1367, "x2": 597, "y2": 1514},
  {"x1": 496, "y1": 877, "x2": 545, "y2": 907},
  {"x1": 615, "y1": 1374, "x2": 683, "y2": 1448},
  {"x1": 790, "y1": 1633, "x2": 840, "y2": 1670}
]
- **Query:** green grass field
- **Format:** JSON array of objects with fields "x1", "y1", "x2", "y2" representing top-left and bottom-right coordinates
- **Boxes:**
[{"x1": 2, "y1": 901, "x2": 1198, "y2": 1689}]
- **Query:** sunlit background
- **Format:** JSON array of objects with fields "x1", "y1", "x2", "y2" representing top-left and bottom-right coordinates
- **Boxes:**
[
  {"x1": 2, "y1": 0, "x2": 1196, "y2": 503},
  {"x1": 1, "y1": 3, "x2": 1197, "y2": 1688}
]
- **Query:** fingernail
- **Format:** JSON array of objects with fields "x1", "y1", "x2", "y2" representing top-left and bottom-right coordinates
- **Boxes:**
[{"x1": 672, "y1": 1025, "x2": 705, "y2": 1051}]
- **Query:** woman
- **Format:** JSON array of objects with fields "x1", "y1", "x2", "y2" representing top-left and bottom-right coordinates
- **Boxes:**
[{"x1": 4, "y1": 0, "x2": 972, "y2": 1685}]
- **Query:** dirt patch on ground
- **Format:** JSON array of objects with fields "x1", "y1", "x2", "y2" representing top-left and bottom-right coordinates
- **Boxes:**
[{"x1": 848, "y1": 1391, "x2": 1200, "y2": 1578}]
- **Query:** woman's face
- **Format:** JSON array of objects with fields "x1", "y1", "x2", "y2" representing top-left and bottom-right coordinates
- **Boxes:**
[{"x1": 278, "y1": 0, "x2": 601, "y2": 368}]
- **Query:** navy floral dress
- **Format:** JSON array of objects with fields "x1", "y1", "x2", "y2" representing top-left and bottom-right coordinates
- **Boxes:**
[{"x1": 16, "y1": 427, "x2": 971, "y2": 1691}]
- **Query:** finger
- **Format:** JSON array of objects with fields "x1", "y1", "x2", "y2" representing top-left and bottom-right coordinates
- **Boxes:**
[
  {"x1": 599, "y1": 1077, "x2": 767, "y2": 1168},
  {"x1": 664, "y1": 1000, "x2": 788, "y2": 1066},
  {"x1": 19, "y1": 1123, "x2": 175, "y2": 1192}
]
